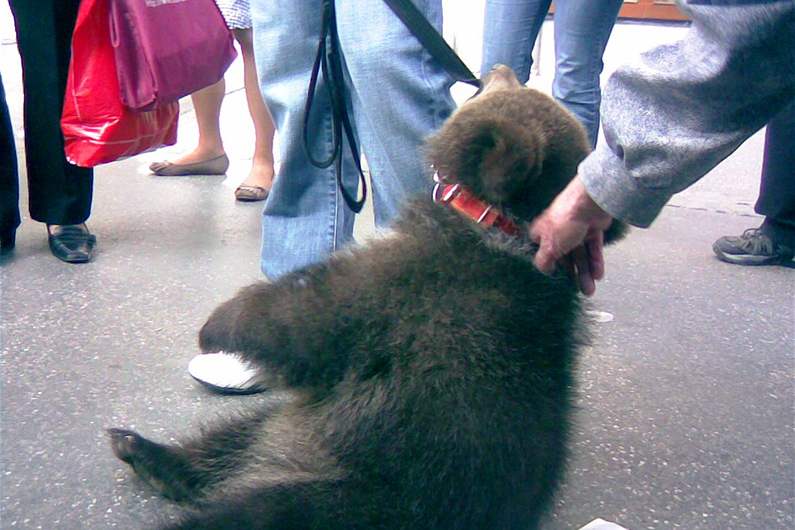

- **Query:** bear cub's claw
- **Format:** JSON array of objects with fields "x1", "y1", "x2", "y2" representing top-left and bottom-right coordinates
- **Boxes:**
[{"x1": 108, "y1": 428, "x2": 144, "y2": 464}]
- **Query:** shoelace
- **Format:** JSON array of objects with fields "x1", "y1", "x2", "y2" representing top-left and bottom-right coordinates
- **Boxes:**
[{"x1": 739, "y1": 228, "x2": 774, "y2": 254}]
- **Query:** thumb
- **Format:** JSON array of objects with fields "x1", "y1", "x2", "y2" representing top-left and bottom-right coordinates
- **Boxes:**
[
  {"x1": 529, "y1": 219, "x2": 558, "y2": 274},
  {"x1": 534, "y1": 242, "x2": 559, "y2": 274}
]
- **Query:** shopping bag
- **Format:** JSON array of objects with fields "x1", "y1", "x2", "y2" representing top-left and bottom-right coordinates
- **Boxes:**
[
  {"x1": 110, "y1": 0, "x2": 237, "y2": 110},
  {"x1": 61, "y1": 0, "x2": 178, "y2": 167}
]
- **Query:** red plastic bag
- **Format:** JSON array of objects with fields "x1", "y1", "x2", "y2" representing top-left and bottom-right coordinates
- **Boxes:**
[
  {"x1": 110, "y1": 0, "x2": 237, "y2": 110},
  {"x1": 61, "y1": 0, "x2": 178, "y2": 167}
]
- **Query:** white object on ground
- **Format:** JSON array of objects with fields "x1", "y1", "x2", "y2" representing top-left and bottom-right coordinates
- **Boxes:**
[
  {"x1": 187, "y1": 351, "x2": 267, "y2": 394},
  {"x1": 585, "y1": 310, "x2": 615, "y2": 323},
  {"x1": 578, "y1": 519, "x2": 630, "y2": 530}
]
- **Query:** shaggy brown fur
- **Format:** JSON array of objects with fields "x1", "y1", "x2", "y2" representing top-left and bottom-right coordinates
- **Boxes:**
[{"x1": 109, "y1": 65, "x2": 625, "y2": 530}]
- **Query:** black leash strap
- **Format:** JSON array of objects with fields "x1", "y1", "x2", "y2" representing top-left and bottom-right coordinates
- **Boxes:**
[
  {"x1": 383, "y1": 0, "x2": 481, "y2": 88},
  {"x1": 303, "y1": 0, "x2": 367, "y2": 213},
  {"x1": 302, "y1": 0, "x2": 480, "y2": 213}
]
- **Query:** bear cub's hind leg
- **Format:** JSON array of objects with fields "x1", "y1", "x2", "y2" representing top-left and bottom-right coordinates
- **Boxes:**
[
  {"x1": 109, "y1": 409, "x2": 273, "y2": 503},
  {"x1": 109, "y1": 428, "x2": 203, "y2": 502}
]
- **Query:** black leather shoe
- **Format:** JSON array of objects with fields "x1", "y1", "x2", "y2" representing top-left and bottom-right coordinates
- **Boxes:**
[
  {"x1": 0, "y1": 227, "x2": 15, "y2": 254},
  {"x1": 47, "y1": 224, "x2": 97, "y2": 263}
]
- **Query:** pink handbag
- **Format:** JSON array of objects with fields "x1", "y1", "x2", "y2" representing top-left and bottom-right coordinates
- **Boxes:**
[
  {"x1": 62, "y1": 0, "x2": 179, "y2": 167},
  {"x1": 109, "y1": 0, "x2": 237, "y2": 110}
]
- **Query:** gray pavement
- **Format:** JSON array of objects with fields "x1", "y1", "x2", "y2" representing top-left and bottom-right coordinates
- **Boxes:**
[{"x1": 1, "y1": 5, "x2": 793, "y2": 530}]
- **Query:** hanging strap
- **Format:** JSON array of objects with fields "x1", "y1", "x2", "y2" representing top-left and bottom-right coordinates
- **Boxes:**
[
  {"x1": 303, "y1": 0, "x2": 367, "y2": 213},
  {"x1": 302, "y1": 0, "x2": 481, "y2": 213},
  {"x1": 383, "y1": 0, "x2": 481, "y2": 88}
]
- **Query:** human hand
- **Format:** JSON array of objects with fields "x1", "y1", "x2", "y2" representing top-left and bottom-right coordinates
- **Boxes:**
[{"x1": 529, "y1": 177, "x2": 614, "y2": 296}]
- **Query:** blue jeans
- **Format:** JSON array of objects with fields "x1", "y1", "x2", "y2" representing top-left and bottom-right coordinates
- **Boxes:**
[
  {"x1": 250, "y1": 0, "x2": 455, "y2": 279},
  {"x1": 481, "y1": 0, "x2": 621, "y2": 147}
]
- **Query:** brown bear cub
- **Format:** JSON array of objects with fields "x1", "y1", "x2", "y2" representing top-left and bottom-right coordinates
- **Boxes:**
[{"x1": 109, "y1": 65, "x2": 625, "y2": 530}]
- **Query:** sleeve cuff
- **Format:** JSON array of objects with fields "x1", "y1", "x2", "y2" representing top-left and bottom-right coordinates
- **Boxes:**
[{"x1": 577, "y1": 142, "x2": 672, "y2": 229}]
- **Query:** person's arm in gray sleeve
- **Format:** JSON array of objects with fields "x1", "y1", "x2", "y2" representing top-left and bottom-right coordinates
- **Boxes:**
[
  {"x1": 579, "y1": 0, "x2": 795, "y2": 228},
  {"x1": 531, "y1": 1, "x2": 794, "y2": 294}
]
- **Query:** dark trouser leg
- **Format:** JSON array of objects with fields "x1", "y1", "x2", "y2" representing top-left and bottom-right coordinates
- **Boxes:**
[
  {"x1": 756, "y1": 102, "x2": 795, "y2": 248},
  {"x1": 0, "y1": 73, "x2": 20, "y2": 244},
  {"x1": 9, "y1": 0, "x2": 93, "y2": 226}
]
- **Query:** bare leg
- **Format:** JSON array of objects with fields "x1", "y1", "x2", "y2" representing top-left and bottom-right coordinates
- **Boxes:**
[
  {"x1": 174, "y1": 80, "x2": 227, "y2": 164},
  {"x1": 234, "y1": 28, "x2": 275, "y2": 192},
  {"x1": 149, "y1": 80, "x2": 229, "y2": 175}
]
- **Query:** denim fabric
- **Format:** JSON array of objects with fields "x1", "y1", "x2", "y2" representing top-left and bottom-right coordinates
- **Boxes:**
[
  {"x1": 481, "y1": 0, "x2": 621, "y2": 147},
  {"x1": 250, "y1": 0, "x2": 455, "y2": 279}
]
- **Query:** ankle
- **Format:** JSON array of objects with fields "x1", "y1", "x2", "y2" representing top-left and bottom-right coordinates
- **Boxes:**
[
  {"x1": 176, "y1": 147, "x2": 226, "y2": 162},
  {"x1": 760, "y1": 218, "x2": 795, "y2": 249},
  {"x1": 47, "y1": 223, "x2": 89, "y2": 234},
  {"x1": 194, "y1": 141, "x2": 225, "y2": 158}
]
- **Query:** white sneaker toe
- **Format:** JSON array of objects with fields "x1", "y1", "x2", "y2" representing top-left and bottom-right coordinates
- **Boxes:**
[{"x1": 187, "y1": 352, "x2": 268, "y2": 394}]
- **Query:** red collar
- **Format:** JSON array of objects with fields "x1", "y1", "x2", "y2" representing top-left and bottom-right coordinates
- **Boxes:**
[{"x1": 432, "y1": 178, "x2": 521, "y2": 237}]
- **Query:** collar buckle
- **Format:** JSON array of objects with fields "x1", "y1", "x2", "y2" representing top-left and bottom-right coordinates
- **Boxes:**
[
  {"x1": 476, "y1": 205, "x2": 493, "y2": 224},
  {"x1": 432, "y1": 173, "x2": 521, "y2": 238},
  {"x1": 432, "y1": 171, "x2": 461, "y2": 204}
]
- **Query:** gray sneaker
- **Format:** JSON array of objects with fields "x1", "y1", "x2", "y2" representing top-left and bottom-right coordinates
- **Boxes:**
[
  {"x1": 713, "y1": 227, "x2": 794, "y2": 266},
  {"x1": 187, "y1": 352, "x2": 268, "y2": 394}
]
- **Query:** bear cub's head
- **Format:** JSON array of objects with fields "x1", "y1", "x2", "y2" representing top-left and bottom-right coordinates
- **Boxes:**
[{"x1": 426, "y1": 65, "x2": 592, "y2": 225}]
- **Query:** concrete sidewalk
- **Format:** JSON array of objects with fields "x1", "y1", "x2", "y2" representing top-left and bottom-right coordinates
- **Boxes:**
[{"x1": 1, "y1": 4, "x2": 792, "y2": 530}]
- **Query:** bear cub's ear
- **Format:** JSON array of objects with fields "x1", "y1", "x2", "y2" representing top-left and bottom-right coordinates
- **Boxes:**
[
  {"x1": 430, "y1": 115, "x2": 544, "y2": 207},
  {"x1": 475, "y1": 118, "x2": 543, "y2": 205}
]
